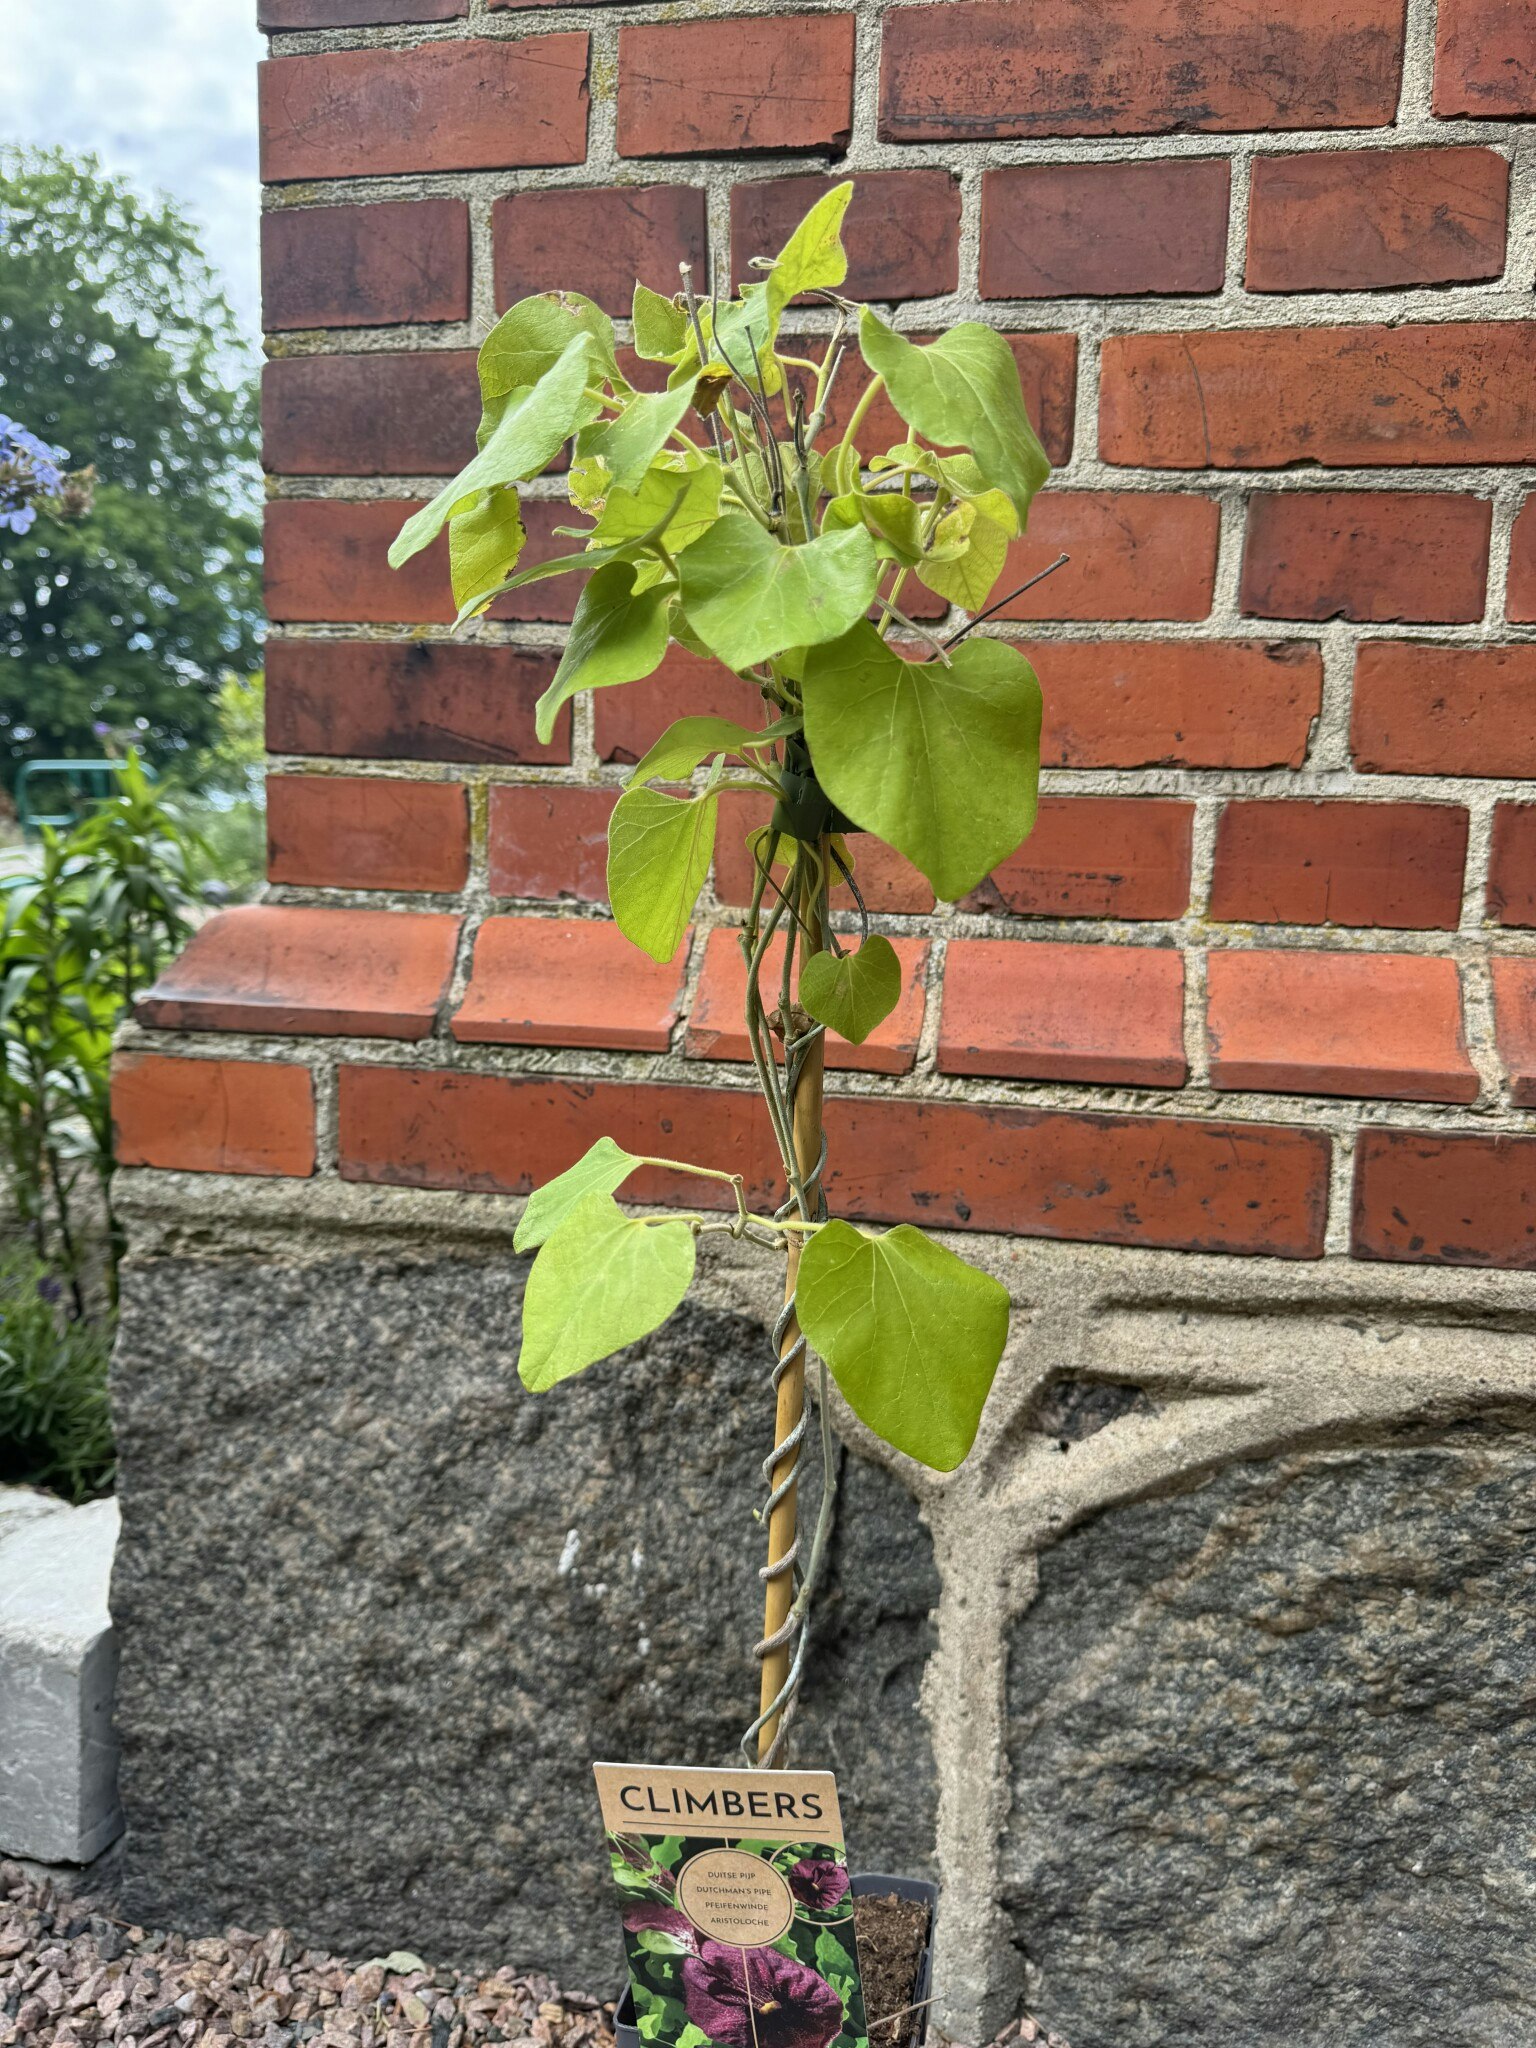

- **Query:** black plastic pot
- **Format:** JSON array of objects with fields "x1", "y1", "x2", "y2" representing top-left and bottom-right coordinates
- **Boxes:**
[{"x1": 612, "y1": 1873, "x2": 938, "y2": 2048}]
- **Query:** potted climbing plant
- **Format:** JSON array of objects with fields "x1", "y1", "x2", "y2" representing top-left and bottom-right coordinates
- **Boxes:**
[
  {"x1": 391, "y1": 180, "x2": 1056, "y2": 1761},
  {"x1": 389, "y1": 182, "x2": 1048, "y2": 1774}
]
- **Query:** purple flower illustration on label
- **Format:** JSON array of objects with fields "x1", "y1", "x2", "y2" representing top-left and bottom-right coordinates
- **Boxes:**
[
  {"x1": 787, "y1": 1858, "x2": 850, "y2": 1915},
  {"x1": 623, "y1": 1902, "x2": 700, "y2": 1954},
  {"x1": 682, "y1": 1939, "x2": 845, "y2": 2048}
]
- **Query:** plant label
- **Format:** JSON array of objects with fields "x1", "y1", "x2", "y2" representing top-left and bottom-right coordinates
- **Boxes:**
[{"x1": 595, "y1": 1762, "x2": 871, "y2": 2048}]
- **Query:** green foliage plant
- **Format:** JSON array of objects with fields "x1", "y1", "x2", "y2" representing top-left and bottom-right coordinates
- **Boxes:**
[
  {"x1": 390, "y1": 183, "x2": 1051, "y2": 1765},
  {"x1": 1, "y1": 753, "x2": 202, "y2": 1316},
  {"x1": 0, "y1": 1246, "x2": 115, "y2": 1503}
]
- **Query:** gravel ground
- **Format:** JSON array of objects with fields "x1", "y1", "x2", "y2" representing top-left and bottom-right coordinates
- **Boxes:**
[{"x1": 0, "y1": 1863, "x2": 1070, "y2": 2048}]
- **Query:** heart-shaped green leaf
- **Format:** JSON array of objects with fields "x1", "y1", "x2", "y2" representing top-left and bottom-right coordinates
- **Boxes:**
[
  {"x1": 448, "y1": 489, "x2": 526, "y2": 614},
  {"x1": 678, "y1": 513, "x2": 879, "y2": 671},
  {"x1": 534, "y1": 561, "x2": 671, "y2": 743},
  {"x1": 480, "y1": 291, "x2": 619, "y2": 399},
  {"x1": 802, "y1": 623, "x2": 1041, "y2": 900},
  {"x1": 608, "y1": 784, "x2": 717, "y2": 962},
  {"x1": 797, "y1": 1220, "x2": 1009, "y2": 1470},
  {"x1": 799, "y1": 936, "x2": 903, "y2": 1045},
  {"x1": 859, "y1": 312, "x2": 1050, "y2": 525},
  {"x1": 390, "y1": 332, "x2": 593, "y2": 569},
  {"x1": 633, "y1": 283, "x2": 689, "y2": 362},
  {"x1": 823, "y1": 489, "x2": 927, "y2": 566},
  {"x1": 917, "y1": 489, "x2": 1018, "y2": 611},
  {"x1": 589, "y1": 456, "x2": 722, "y2": 554},
  {"x1": 519, "y1": 1192, "x2": 696, "y2": 1391},
  {"x1": 513, "y1": 1136, "x2": 641, "y2": 1252},
  {"x1": 798, "y1": 937, "x2": 909, "y2": 1048}
]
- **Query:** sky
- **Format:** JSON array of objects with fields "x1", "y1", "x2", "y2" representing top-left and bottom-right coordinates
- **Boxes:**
[{"x1": 1, "y1": 0, "x2": 265, "y2": 339}]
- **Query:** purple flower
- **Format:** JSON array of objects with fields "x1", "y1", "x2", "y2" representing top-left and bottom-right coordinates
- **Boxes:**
[
  {"x1": 0, "y1": 416, "x2": 69, "y2": 535},
  {"x1": 786, "y1": 1859, "x2": 849, "y2": 1915},
  {"x1": 681, "y1": 1940, "x2": 843, "y2": 2048},
  {"x1": 622, "y1": 1902, "x2": 698, "y2": 1953}
]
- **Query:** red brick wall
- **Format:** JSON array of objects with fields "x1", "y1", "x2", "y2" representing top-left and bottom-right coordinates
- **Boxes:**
[{"x1": 120, "y1": 0, "x2": 1536, "y2": 1269}]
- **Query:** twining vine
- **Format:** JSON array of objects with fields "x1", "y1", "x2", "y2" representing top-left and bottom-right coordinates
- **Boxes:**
[{"x1": 389, "y1": 182, "x2": 1053, "y2": 1764}]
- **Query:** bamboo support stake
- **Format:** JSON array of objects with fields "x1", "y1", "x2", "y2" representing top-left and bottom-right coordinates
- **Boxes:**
[{"x1": 757, "y1": 843, "x2": 828, "y2": 1763}]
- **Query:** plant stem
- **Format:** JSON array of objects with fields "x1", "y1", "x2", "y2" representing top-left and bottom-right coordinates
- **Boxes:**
[{"x1": 757, "y1": 835, "x2": 828, "y2": 1763}]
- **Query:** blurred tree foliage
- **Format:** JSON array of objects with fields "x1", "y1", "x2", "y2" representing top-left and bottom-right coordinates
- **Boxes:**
[{"x1": 0, "y1": 148, "x2": 261, "y2": 787}]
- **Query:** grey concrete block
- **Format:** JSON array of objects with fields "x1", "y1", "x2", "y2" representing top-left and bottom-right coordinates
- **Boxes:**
[
  {"x1": 0, "y1": 1489, "x2": 122, "y2": 1864},
  {"x1": 109, "y1": 1232, "x2": 937, "y2": 1980}
]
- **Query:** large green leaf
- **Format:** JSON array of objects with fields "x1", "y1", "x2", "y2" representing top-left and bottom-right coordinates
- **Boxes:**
[
  {"x1": 578, "y1": 383, "x2": 699, "y2": 495},
  {"x1": 607, "y1": 785, "x2": 717, "y2": 963},
  {"x1": 534, "y1": 562, "x2": 671, "y2": 743},
  {"x1": 519, "y1": 1192, "x2": 696, "y2": 1392},
  {"x1": 799, "y1": 935, "x2": 902, "y2": 1045},
  {"x1": 797, "y1": 1220, "x2": 1009, "y2": 1470},
  {"x1": 480, "y1": 291, "x2": 619, "y2": 398},
  {"x1": 677, "y1": 513, "x2": 879, "y2": 670},
  {"x1": 513, "y1": 1136, "x2": 641, "y2": 1252},
  {"x1": 802, "y1": 623, "x2": 1041, "y2": 900},
  {"x1": 390, "y1": 332, "x2": 593, "y2": 569},
  {"x1": 448, "y1": 489, "x2": 526, "y2": 614},
  {"x1": 858, "y1": 312, "x2": 1049, "y2": 525}
]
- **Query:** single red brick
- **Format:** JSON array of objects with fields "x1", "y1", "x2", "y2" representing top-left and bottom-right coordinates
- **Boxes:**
[
  {"x1": 617, "y1": 15, "x2": 855, "y2": 156},
  {"x1": 593, "y1": 649, "x2": 767, "y2": 765},
  {"x1": 966, "y1": 799, "x2": 1194, "y2": 920},
  {"x1": 712, "y1": 791, "x2": 936, "y2": 916},
  {"x1": 1352, "y1": 643, "x2": 1536, "y2": 778},
  {"x1": 685, "y1": 929, "x2": 929, "y2": 1076},
  {"x1": 266, "y1": 500, "x2": 449, "y2": 626},
  {"x1": 259, "y1": 37, "x2": 589, "y2": 182},
  {"x1": 266, "y1": 774, "x2": 469, "y2": 893},
  {"x1": 1101, "y1": 323, "x2": 1536, "y2": 469},
  {"x1": 1353, "y1": 1129, "x2": 1536, "y2": 1266},
  {"x1": 259, "y1": 0, "x2": 461, "y2": 25},
  {"x1": 262, "y1": 354, "x2": 478, "y2": 478},
  {"x1": 338, "y1": 1067, "x2": 1329, "y2": 1256},
  {"x1": 1241, "y1": 491, "x2": 1491, "y2": 625},
  {"x1": 939, "y1": 940, "x2": 1187, "y2": 1087},
  {"x1": 114, "y1": 1054, "x2": 317, "y2": 1178},
  {"x1": 732, "y1": 171, "x2": 961, "y2": 302},
  {"x1": 1488, "y1": 805, "x2": 1536, "y2": 925},
  {"x1": 494, "y1": 185, "x2": 707, "y2": 318},
  {"x1": 486, "y1": 785, "x2": 617, "y2": 902},
  {"x1": 1434, "y1": 0, "x2": 1536, "y2": 115},
  {"x1": 265, "y1": 640, "x2": 570, "y2": 767},
  {"x1": 264, "y1": 500, "x2": 573, "y2": 627},
  {"x1": 261, "y1": 201, "x2": 471, "y2": 332},
  {"x1": 816, "y1": 333, "x2": 1077, "y2": 468},
  {"x1": 1505, "y1": 496, "x2": 1536, "y2": 621},
  {"x1": 1246, "y1": 147, "x2": 1509, "y2": 292},
  {"x1": 453, "y1": 916, "x2": 685, "y2": 1052},
  {"x1": 879, "y1": 0, "x2": 1406, "y2": 139},
  {"x1": 136, "y1": 904, "x2": 460, "y2": 1038},
  {"x1": 991, "y1": 493, "x2": 1219, "y2": 623},
  {"x1": 1492, "y1": 957, "x2": 1536, "y2": 1105},
  {"x1": 1209, "y1": 800, "x2": 1468, "y2": 929},
  {"x1": 980, "y1": 160, "x2": 1229, "y2": 298},
  {"x1": 1207, "y1": 949, "x2": 1476, "y2": 1102},
  {"x1": 1034, "y1": 639, "x2": 1322, "y2": 770}
]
